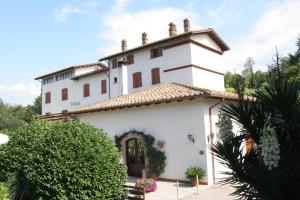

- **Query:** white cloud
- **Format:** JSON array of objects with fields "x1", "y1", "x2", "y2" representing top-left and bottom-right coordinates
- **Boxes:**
[
  {"x1": 0, "y1": 83, "x2": 40, "y2": 106},
  {"x1": 223, "y1": 0, "x2": 300, "y2": 72},
  {"x1": 54, "y1": 4, "x2": 83, "y2": 22},
  {"x1": 99, "y1": 2, "x2": 198, "y2": 55},
  {"x1": 84, "y1": 0, "x2": 100, "y2": 8}
]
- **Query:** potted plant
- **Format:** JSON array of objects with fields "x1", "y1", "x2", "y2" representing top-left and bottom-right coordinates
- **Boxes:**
[
  {"x1": 135, "y1": 178, "x2": 157, "y2": 193},
  {"x1": 185, "y1": 167, "x2": 205, "y2": 186}
]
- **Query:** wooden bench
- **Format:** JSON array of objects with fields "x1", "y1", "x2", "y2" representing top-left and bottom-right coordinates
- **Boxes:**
[{"x1": 124, "y1": 185, "x2": 145, "y2": 200}]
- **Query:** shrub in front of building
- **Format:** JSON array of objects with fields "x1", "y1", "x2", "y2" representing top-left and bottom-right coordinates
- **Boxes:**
[{"x1": 0, "y1": 120, "x2": 127, "y2": 200}]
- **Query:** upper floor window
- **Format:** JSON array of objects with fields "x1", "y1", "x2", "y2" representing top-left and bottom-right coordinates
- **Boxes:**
[
  {"x1": 101, "y1": 80, "x2": 107, "y2": 94},
  {"x1": 42, "y1": 76, "x2": 54, "y2": 85},
  {"x1": 151, "y1": 68, "x2": 160, "y2": 85},
  {"x1": 83, "y1": 84, "x2": 90, "y2": 97},
  {"x1": 61, "y1": 88, "x2": 68, "y2": 101},
  {"x1": 150, "y1": 47, "x2": 162, "y2": 59},
  {"x1": 55, "y1": 70, "x2": 74, "y2": 81},
  {"x1": 112, "y1": 58, "x2": 118, "y2": 69},
  {"x1": 127, "y1": 54, "x2": 134, "y2": 65},
  {"x1": 113, "y1": 77, "x2": 118, "y2": 84},
  {"x1": 133, "y1": 72, "x2": 142, "y2": 88},
  {"x1": 45, "y1": 92, "x2": 51, "y2": 104}
]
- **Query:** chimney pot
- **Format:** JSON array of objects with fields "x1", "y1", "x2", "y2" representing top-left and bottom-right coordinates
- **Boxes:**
[
  {"x1": 142, "y1": 32, "x2": 148, "y2": 45},
  {"x1": 169, "y1": 22, "x2": 177, "y2": 37},
  {"x1": 121, "y1": 39, "x2": 127, "y2": 51},
  {"x1": 184, "y1": 18, "x2": 190, "y2": 32}
]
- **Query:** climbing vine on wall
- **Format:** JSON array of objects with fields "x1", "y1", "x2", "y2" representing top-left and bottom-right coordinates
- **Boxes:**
[{"x1": 115, "y1": 131, "x2": 167, "y2": 177}]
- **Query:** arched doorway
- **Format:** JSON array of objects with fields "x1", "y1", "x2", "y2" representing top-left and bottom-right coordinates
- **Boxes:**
[{"x1": 126, "y1": 138, "x2": 145, "y2": 177}]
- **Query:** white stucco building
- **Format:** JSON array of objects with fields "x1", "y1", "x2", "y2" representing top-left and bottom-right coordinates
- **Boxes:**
[{"x1": 35, "y1": 19, "x2": 239, "y2": 185}]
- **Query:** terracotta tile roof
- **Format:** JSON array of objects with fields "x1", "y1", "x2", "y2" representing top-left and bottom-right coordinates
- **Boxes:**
[
  {"x1": 38, "y1": 113, "x2": 69, "y2": 121},
  {"x1": 69, "y1": 82, "x2": 252, "y2": 114},
  {"x1": 99, "y1": 28, "x2": 230, "y2": 61},
  {"x1": 35, "y1": 62, "x2": 107, "y2": 80}
]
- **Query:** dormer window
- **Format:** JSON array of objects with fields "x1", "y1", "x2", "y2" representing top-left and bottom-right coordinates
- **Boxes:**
[
  {"x1": 150, "y1": 47, "x2": 162, "y2": 59},
  {"x1": 127, "y1": 54, "x2": 134, "y2": 65}
]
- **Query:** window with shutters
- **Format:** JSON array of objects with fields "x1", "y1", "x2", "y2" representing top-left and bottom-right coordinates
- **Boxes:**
[
  {"x1": 132, "y1": 72, "x2": 142, "y2": 88},
  {"x1": 83, "y1": 84, "x2": 90, "y2": 97},
  {"x1": 45, "y1": 92, "x2": 51, "y2": 104},
  {"x1": 150, "y1": 47, "x2": 163, "y2": 58},
  {"x1": 101, "y1": 80, "x2": 107, "y2": 94},
  {"x1": 151, "y1": 68, "x2": 160, "y2": 85},
  {"x1": 61, "y1": 88, "x2": 68, "y2": 101},
  {"x1": 112, "y1": 58, "x2": 118, "y2": 69},
  {"x1": 127, "y1": 54, "x2": 134, "y2": 65}
]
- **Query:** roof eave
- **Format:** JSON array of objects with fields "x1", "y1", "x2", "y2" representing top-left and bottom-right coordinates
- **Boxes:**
[{"x1": 99, "y1": 29, "x2": 230, "y2": 61}]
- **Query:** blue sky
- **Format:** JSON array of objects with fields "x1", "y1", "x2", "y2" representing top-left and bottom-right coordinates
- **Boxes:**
[{"x1": 1, "y1": 0, "x2": 300, "y2": 105}]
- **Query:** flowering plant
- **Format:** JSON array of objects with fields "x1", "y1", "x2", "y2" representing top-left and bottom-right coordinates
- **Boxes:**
[{"x1": 135, "y1": 178, "x2": 157, "y2": 193}]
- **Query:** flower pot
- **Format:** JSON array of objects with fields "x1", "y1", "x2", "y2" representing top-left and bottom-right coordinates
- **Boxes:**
[{"x1": 191, "y1": 179, "x2": 198, "y2": 186}]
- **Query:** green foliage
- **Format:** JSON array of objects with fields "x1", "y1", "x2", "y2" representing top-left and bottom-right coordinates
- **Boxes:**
[
  {"x1": 0, "y1": 183, "x2": 9, "y2": 200},
  {"x1": 0, "y1": 120, "x2": 127, "y2": 200},
  {"x1": 0, "y1": 95, "x2": 41, "y2": 131},
  {"x1": 218, "y1": 112, "x2": 234, "y2": 142},
  {"x1": 211, "y1": 81, "x2": 300, "y2": 199},
  {"x1": 224, "y1": 37, "x2": 300, "y2": 94},
  {"x1": 115, "y1": 131, "x2": 166, "y2": 177},
  {"x1": 225, "y1": 87, "x2": 236, "y2": 93},
  {"x1": 185, "y1": 167, "x2": 205, "y2": 181}
]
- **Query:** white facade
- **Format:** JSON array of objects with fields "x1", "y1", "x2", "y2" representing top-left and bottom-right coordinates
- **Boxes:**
[
  {"x1": 41, "y1": 66, "x2": 108, "y2": 114},
  {"x1": 108, "y1": 33, "x2": 225, "y2": 98},
  {"x1": 77, "y1": 98, "x2": 230, "y2": 185},
  {"x1": 36, "y1": 22, "x2": 232, "y2": 185}
]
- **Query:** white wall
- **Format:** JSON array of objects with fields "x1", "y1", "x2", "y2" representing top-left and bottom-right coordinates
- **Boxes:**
[
  {"x1": 77, "y1": 99, "x2": 212, "y2": 182},
  {"x1": 109, "y1": 40, "x2": 193, "y2": 97},
  {"x1": 42, "y1": 72, "x2": 108, "y2": 114}
]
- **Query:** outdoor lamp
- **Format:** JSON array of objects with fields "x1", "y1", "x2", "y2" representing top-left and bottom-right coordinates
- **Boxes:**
[{"x1": 187, "y1": 132, "x2": 195, "y2": 143}]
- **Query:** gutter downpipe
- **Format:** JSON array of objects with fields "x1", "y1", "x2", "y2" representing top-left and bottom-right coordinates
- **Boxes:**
[
  {"x1": 104, "y1": 60, "x2": 111, "y2": 99},
  {"x1": 209, "y1": 96, "x2": 224, "y2": 184}
]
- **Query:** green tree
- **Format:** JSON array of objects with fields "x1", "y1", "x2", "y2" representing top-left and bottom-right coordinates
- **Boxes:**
[
  {"x1": 0, "y1": 120, "x2": 127, "y2": 200},
  {"x1": 218, "y1": 112, "x2": 234, "y2": 142},
  {"x1": 242, "y1": 57, "x2": 256, "y2": 88},
  {"x1": 211, "y1": 81, "x2": 300, "y2": 199},
  {"x1": 0, "y1": 99, "x2": 25, "y2": 131}
]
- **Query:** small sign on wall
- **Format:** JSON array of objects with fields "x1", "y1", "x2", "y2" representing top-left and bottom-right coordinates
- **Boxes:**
[{"x1": 70, "y1": 102, "x2": 80, "y2": 107}]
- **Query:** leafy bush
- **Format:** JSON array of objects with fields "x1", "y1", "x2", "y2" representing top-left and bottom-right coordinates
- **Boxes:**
[
  {"x1": 0, "y1": 183, "x2": 9, "y2": 200},
  {"x1": 211, "y1": 81, "x2": 300, "y2": 199},
  {"x1": 185, "y1": 167, "x2": 205, "y2": 181},
  {"x1": 0, "y1": 120, "x2": 127, "y2": 200}
]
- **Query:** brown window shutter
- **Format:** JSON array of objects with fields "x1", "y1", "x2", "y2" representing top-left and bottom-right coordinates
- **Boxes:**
[
  {"x1": 61, "y1": 88, "x2": 68, "y2": 101},
  {"x1": 133, "y1": 72, "x2": 142, "y2": 88},
  {"x1": 151, "y1": 68, "x2": 160, "y2": 85},
  {"x1": 83, "y1": 84, "x2": 90, "y2": 97},
  {"x1": 101, "y1": 80, "x2": 107, "y2": 94},
  {"x1": 127, "y1": 54, "x2": 134, "y2": 65},
  {"x1": 112, "y1": 59, "x2": 118, "y2": 68},
  {"x1": 45, "y1": 92, "x2": 51, "y2": 104}
]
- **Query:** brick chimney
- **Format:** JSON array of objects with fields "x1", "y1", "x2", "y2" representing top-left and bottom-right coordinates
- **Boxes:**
[
  {"x1": 169, "y1": 22, "x2": 177, "y2": 37},
  {"x1": 121, "y1": 39, "x2": 127, "y2": 51},
  {"x1": 184, "y1": 18, "x2": 190, "y2": 32},
  {"x1": 142, "y1": 32, "x2": 148, "y2": 45}
]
